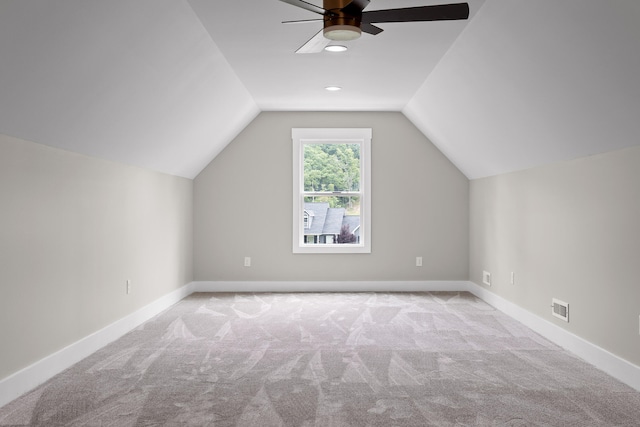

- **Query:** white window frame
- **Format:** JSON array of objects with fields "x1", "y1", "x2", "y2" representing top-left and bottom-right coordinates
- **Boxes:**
[{"x1": 292, "y1": 128, "x2": 371, "y2": 254}]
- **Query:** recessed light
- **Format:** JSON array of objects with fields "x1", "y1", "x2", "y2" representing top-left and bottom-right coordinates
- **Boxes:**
[
  {"x1": 324, "y1": 45, "x2": 348, "y2": 53},
  {"x1": 325, "y1": 86, "x2": 342, "y2": 91}
]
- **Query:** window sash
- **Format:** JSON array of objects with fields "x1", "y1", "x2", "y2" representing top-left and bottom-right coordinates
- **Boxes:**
[{"x1": 292, "y1": 128, "x2": 371, "y2": 254}]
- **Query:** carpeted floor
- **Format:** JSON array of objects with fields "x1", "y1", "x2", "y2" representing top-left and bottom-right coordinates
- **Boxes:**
[{"x1": 1, "y1": 291, "x2": 639, "y2": 426}]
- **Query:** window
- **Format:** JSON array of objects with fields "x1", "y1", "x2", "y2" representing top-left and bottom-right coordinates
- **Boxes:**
[{"x1": 292, "y1": 128, "x2": 371, "y2": 254}]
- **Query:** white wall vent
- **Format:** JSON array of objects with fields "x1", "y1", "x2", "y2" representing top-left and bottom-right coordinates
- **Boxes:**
[{"x1": 551, "y1": 298, "x2": 569, "y2": 322}]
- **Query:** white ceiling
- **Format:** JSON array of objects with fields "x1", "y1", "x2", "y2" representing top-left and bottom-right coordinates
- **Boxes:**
[
  {"x1": 404, "y1": 0, "x2": 640, "y2": 178},
  {"x1": 1, "y1": 0, "x2": 639, "y2": 179}
]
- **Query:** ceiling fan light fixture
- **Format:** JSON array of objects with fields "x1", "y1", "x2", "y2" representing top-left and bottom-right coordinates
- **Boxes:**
[
  {"x1": 323, "y1": 25, "x2": 361, "y2": 41},
  {"x1": 324, "y1": 45, "x2": 348, "y2": 52}
]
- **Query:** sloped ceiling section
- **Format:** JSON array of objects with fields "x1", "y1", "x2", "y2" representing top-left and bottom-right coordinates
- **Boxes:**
[
  {"x1": 0, "y1": 0, "x2": 259, "y2": 179},
  {"x1": 404, "y1": 0, "x2": 640, "y2": 179}
]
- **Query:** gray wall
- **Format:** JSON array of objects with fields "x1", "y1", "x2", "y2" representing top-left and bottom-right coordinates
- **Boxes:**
[
  {"x1": 470, "y1": 145, "x2": 640, "y2": 366},
  {"x1": 194, "y1": 111, "x2": 469, "y2": 282},
  {"x1": 0, "y1": 134, "x2": 193, "y2": 381},
  {"x1": 3, "y1": 109, "x2": 638, "y2": 387}
]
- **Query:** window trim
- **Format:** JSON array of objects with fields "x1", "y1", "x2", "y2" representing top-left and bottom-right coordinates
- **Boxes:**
[{"x1": 292, "y1": 128, "x2": 371, "y2": 254}]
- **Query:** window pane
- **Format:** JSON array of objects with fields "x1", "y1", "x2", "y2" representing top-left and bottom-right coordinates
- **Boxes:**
[
  {"x1": 302, "y1": 196, "x2": 361, "y2": 245},
  {"x1": 303, "y1": 143, "x2": 360, "y2": 192}
]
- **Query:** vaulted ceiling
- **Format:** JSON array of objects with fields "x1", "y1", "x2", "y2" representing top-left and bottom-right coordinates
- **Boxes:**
[{"x1": 1, "y1": 1, "x2": 639, "y2": 179}]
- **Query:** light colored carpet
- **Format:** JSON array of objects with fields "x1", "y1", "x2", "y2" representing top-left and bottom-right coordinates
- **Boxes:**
[{"x1": 1, "y1": 292, "x2": 639, "y2": 426}]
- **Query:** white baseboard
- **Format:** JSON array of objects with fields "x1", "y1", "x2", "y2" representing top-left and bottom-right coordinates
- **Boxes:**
[
  {"x1": 0, "y1": 283, "x2": 194, "y2": 409},
  {"x1": 2, "y1": 280, "x2": 638, "y2": 409},
  {"x1": 189, "y1": 280, "x2": 469, "y2": 293},
  {"x1": 466, "y1": 281, "x2": 640, "y2": 392}
]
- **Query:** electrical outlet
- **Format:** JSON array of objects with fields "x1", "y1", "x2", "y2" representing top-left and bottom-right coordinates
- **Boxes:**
[
  {"x1": 126, "y1": 279, "x2": 131, "y2": 294},
  {"x1": 416, "y1": 257, "x2": 423, "y2": 267},
  {"x1": 482, "y1": 270, "x2": 491, "y2": 286},
  {"x1": 244, "y1": 257, "x2": 251, "y2": 267},
  {"x1": 510, "y1": 271, "x2": 515, "y2": 285}
]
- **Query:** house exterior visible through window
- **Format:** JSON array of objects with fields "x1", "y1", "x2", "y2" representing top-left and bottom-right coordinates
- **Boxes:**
[
  {"x1": 303, "y1": 211, "x2": 312, "y2": 229},
  {"x1": 292, "y1": 128, "x2": 371, "y2": 254}
]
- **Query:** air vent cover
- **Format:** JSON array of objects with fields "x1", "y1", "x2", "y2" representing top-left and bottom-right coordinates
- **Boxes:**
[{"x1": 551, "y1": 298, "x2": 569, "y2": 322}]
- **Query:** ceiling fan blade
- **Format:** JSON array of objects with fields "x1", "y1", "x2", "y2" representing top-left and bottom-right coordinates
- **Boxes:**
[
  {"x1": 362, "y1": 3, "x2": 469, "y2": 24},
  {"x1": 296, "y1": 29, "x2": 330, "y2": 54},
  {"x1": 361, "y1": 22, "x2": 383, "y2": 35},
  {"x1": 283, "y1": 18, "x2": 324, "y2": 24},
  {"x1": 340, "y1": 0, "x2": 370, "y2": 15},
  {"x1": 279, "y1": 0, "x2": 326, "y2": 16}
]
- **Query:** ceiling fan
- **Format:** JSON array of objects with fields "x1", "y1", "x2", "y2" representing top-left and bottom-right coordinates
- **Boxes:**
[{"x1": 280, "y1": 0, "x2": 469, "y2": 53}]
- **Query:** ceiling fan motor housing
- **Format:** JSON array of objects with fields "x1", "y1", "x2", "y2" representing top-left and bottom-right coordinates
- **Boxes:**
[{"x1": 323, "y1": 0, "x2": 362, "y2": 40}]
